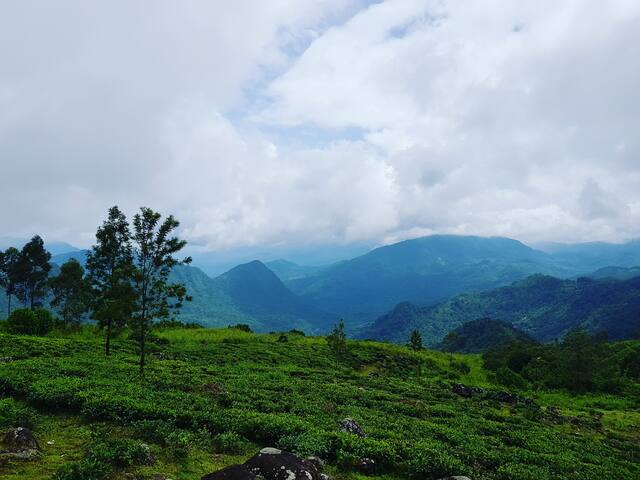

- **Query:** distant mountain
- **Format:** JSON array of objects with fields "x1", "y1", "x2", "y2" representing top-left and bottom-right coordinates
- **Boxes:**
[
  {"x1": 283, "y1": 235, "x2": 565, "y2": 328},
  {"x1": 172, "y1": 261, "x2": 335, "y2": 333},
  {"x1": 438, "y1": 318, "x2": 535, "y2": 353},
  {"x1": 0, "y1": 237, "x2": 81, "y2": 256},
  {"x1": 586, "y1": 266, "x2": 640, "y2": 281},
  {"x1": 362, "y1": 274, "x2": 640, "y2": 345},
  {"x1": 51, "y1": 250, "x2": 88, "y2": 265},
  {"x1": 266, "y1": 260, "x2": 323, "y2": 282},
  {"x1": 537, "y1": 240, "x2": 640, "y2": 272}
]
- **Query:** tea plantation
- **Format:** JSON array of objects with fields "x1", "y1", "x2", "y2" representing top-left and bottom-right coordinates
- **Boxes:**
[{"x1": 0, "y1": 327, "x2": 638, "y2": 479}]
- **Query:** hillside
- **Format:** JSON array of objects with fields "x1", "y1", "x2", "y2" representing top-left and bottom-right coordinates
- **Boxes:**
[
  {"x1": 586, "y1": 265, "x2": 640, "y2": 281},
  {"x1": 538, "y1": 240, "x2": 640, "y2": 272},
  {"x1": 363, "y1": 274, "x2": 640, "y2": 345},
  {"x1": 0, "y1": 327, "x2": 638, "y2": 479},
  {"x1": 283, "y1": 235, "x2": 564, "y2": 328},
  {"x1": 438, "y1": 318, "x2": 535, "y2": 353}
]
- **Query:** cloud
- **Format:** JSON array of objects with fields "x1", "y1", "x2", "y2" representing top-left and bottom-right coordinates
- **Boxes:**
[{"x1": 0, "y1": 0, "x2": 639, "y2": 252}]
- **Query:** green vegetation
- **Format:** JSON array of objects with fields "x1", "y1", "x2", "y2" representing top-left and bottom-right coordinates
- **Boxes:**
[
  {"x1": 364, "y1": 274, "x2": 640, "y2": 345},
  {"x1": 439, "y1": 319, "x2": 534, "y2": 354},
  {"x1": 0, "y1": 326, "x2": 638, "y2": 479}
]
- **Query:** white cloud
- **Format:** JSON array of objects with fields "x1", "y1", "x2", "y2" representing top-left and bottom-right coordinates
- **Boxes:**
[{"x1": 0, "y1": 0, "x2": 639, "y2": 253}]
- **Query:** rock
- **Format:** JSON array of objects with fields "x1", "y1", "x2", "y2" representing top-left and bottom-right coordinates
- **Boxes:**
[
  {"x1": 202, "y1": 464, "x2": 257, "y2": 480},
  {"x1": 2, "y1": 427, "x2": 39, "y2": 452},
  {"x1": 277, "y1": 335, "x2": 288, "y2": 343},
  {"x1": 243, "y1": 447, "x2": 321, "y2": 480},
  {"x1": 354, "y1": 457, "x2": 375, "y2": 475},
  {"x1": 437, "y1": 477, "x2": 472, "y2": 480},
  {"x1": 319, "y1": 474, "x2": 331, "y2": 480},
  {"x1": 305, "y1": 456, "x2": 324, "y2": 472},
  {"x1": 139, "y1": 443, "x2": 156, "y2": 465},
  {"x1": 486, "y1": 391, "x2": 519, "y2": 404},
  {"x1": 339, "y1": 418, "x2": 366, "y2": 437},
  {"x1": 451, "y1": 384, "x2": 484, "y2": 397}
]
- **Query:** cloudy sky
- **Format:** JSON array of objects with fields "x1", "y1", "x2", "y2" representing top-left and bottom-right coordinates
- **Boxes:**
[{"x1": 1, "y1": 0, "x2": 639, "y2": 256}]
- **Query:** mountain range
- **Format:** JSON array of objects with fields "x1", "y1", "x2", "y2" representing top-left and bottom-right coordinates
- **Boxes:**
[
  {"x1": 2, "y1": 234, "x2": 640, "y2": 340},
  {"x1": 362, "y1": 274, "x2": 640, "y2": 345}
]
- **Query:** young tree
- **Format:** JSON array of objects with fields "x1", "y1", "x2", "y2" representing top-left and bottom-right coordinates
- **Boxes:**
[
  {"x1": 49, "y1": 258, "x2": 91, "y2": 326},
  {"x1": 86, "y1": 206, "x2": 136, "y2": 356},
  {"x1": 13, "y1": 236, "x2": 52, "y2": 309},
  {"x1": 408, "y1": 329, "x2": 423, "y2": 351},
  {"x1": 0, "y1": 247, "x2": 20, "y2": 318},
  {"x1": 131, "y1": 207, "x2": 191, "y2": 375},
  {"x1": 327, "y1": 319, "x2": 349, "y2": 362}
]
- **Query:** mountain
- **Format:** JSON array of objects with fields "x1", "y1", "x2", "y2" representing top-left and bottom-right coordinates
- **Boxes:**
[
  {"x1": 283, "y1": 235, "x2": 564, "y2": 328},
  {"x1": 363, "y1": 274, "x2": 640, "y2": 345},
  {"x1": 172, "y1": 261, "x2": 335, "y2": 333},
  {"x1": 0, "y1": 237, "x2": 81, "y2": 256},
  {"x1": 586, "y1": 266, "x2": 640, "y2": 281},
  {"x1": 438, "y1": 318, "x2": 535, "y2": 353},
  {"x1": 265, "y1": 260, "x2": 323, "y2": 282},
  {"x1": 537, "y1": 240, "x2": 640, "y2": 272}
]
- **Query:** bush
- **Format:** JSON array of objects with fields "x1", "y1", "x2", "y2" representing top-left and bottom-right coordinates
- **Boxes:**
[
  {"x1": 7, "y1": 308, "x2": 56, "y2": 335},
  {"x1": 494, "y1": 367, "x2": 528, "y2": 389},
  {"x1": 0, "y1": 398, "x2": 37, "y2": 429},
  {"x1": 213, "y1": 431, "x2": 250, "y2": 454},
  {"x1": 228, "y1": 324, "x2": 253, "y2": 333},
  {"x1": 53, "y1": 458, "x2": 111, "y2": 480}
]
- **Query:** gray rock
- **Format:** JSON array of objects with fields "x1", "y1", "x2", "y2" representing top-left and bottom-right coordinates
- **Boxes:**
[
  {"x1": 305, "y1": 456, "x2": 324, "y2": 472},
  {"x1": 339, "y1": 418, "x2": 366, "y2": 437},
  {"x1": 202, "y1": 464, "x2": 256, "y2": 480},
  {"x1": 2, "y1": 427, "x2": 39, "y2": 452},
  {"x1": 354, "y1": 457, "x2": 375, "y2": 475},
  {"x1": 244, "y1": 448, "x2": 321, "y2": 480}
]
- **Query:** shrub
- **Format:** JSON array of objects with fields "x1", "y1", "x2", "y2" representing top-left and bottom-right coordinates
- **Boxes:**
[
  {"x1": 0, "y1": 398, "x2": 37, "y2": 429},
  {"x1": 53, "y1": 458, "x2": 110, "y2": 480},
  {"x1": 495, "y1": 367, "x2": 528, "y2": 389},
  {"x1": 7, "y1": 308, "x2": 56, "y2": 335},
  {"x1": 213, "y1": 431, "x2": 250, "y2": 454},
  {"x1": 278, "y1": 430, "x2": 335, "y2": 458},
  {"x1": 228, "y1": 324, "x2": 253, "y2": 333}
]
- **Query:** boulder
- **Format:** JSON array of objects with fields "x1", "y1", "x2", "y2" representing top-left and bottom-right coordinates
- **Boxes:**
[
  {"x1": 354, "y1": 457, "x2": 376, "y2": 475},
  {"x1": 305, "y1": 456, "x2": 324, "y2": 472},
  {"x1": 202, "y1": 464, "x2": 256, "y2": 480},
  {"x1": 339, "y1": 418, "x2": 366, "y2": 437},
  {"x1": 243, "y1": 447, "x2": 321, "y2": 480},
  {"x1": 451, "y1": 384, "x2": 484, "y2": 397},
  {"x1": 2, "y1": 427, "x2": 39, "y2": 452}
]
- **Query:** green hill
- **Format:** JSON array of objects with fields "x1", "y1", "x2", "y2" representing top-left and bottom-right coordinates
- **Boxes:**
[
  {"x1": 438, "y1": 318, "x2": 536, "y2": 353},
  {"x1": 284, "y1": 235, "x2": 565, "y2": 328},
  {"x1": 0, "y1": 327, "x2": 637, "y2": 479},
  {"x1": 363, "y1": 274, "x2": 640, "y2": 345}
]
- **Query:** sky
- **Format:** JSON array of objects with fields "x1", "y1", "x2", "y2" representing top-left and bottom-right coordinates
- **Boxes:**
[{"x1": 1, "y1": 0, "x2": 639, "y2": 258}]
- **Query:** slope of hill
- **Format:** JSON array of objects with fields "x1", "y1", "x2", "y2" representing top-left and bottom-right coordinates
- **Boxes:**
[
  {"x1": 363, "y1": 274, "x2": 640, "y2": 345},
  {"x1": 586, "y1": 265, "x2": 640, "y2": 281},
  {"x1": 265, "y1": 259, "x2": 323, "y2": 282},
  {"x1": 537, "y1": 239, "x2": 640, "y2": 272},
  {"x1": 284, "y1": 235, "x2": 564, "y2": 328},
  {"x1": 438, "y1": 318, "x2": 535, "y2": 353}
]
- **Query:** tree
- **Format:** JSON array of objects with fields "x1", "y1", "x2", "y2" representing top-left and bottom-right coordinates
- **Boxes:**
[
  {"x1": 327, "y1": 319, "x2": 348, "y2": 362},
  {"x1": 49, "y1": 259, "x2": 91, "y2": 326},
  {"x1": 86, "y1": 206, "x2": 136, "y2": 356},
  {"x1": 13, "y1": 236, "x2": 52, "y2": 309},
  {"x1": 7, "y1": 307, "x2": 56, "y2": 335},
  {"x1": 131, "y1": 207, "x2": 191, "y2": 375},
  {"x1": 408, "y1": 329, "x2": 423, "y2": 351},
  {"x1": 0, "y1": 247, "x2": 20, "y2": 318}
]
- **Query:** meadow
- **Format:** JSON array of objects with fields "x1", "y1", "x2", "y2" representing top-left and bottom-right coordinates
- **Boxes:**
[{"x1": 0, "y1": 326, "x2": 638, "y2": 480}]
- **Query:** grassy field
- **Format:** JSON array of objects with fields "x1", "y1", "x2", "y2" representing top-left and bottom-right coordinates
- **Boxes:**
[{"x1": 0, "y1": 327, "x2": 638, "y2": 479}]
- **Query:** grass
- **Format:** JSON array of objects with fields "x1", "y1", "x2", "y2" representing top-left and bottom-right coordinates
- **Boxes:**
[{"x1": 0, "y1": 327, "x2": 638, "y2": 479}]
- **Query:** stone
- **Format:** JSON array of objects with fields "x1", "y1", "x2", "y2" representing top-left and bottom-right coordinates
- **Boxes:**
[
  {"x1": 451, "y1": 384, "x2": 483, "y2": 398},
  {"x1": 305, "y1": 456, "x2": 324, "y2": 472},
  {"x1": 2, "y1": 427, "x2": 39, "y2": 452},
  {"x1": 354, "y1": 458, "x2": 375, "y2": 475},
  {"x1": 339, "y1": 418, "x2": 366, "y2": 437},
  {"x1": 243, "y1": 448, "x2": 321, "y2": 480}
]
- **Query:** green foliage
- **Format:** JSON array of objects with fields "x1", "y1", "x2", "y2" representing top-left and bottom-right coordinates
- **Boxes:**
[
  {"x1": 7, "y1": 307, "x2": 56, "y2": 335},
  {"x1": 49, "y1": 259, "x2": 91, "y2": 325},
  {"x1": 0, "y1": 398, "x2": 37, "y2": 428},
  {"x1": 327, "y1": 319, "x2": 348, "y2": 360},
  {"x1": 0, "y1": 328, "x2": 638, "y2": 480},
  {"x1": 12, "y1": 235, "x2": 52, "y2": 309},
  {"x1": 228, "y1": 323, "x2": 253, "y2": 333},
  {"x1": 440, "y1": 318, "x2": 535, "y2": 353},
  {"x1": 408, "y1": 329, "x2": 423, "y2": 350}
]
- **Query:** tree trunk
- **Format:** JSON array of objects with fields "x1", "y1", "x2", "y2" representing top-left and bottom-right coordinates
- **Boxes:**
[
  {"x1": 139, "y1": 317, "x2": 146, "y2": 376},
  {"x1": 105, "y1": 319, "x2": 112, "y2": 356}
]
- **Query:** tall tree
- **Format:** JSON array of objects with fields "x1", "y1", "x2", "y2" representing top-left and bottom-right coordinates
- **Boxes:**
[
  {"x1": 86, "y1": 206, "x2": 136, "y2": 356},
  {"x1": 408, "y1": 329, "x2": 423, "y2": 351},
  {"x1": 49, "y1": 258, "x2": 91, "y2": 326},
  {"x1": 14, "y1": 236, "x2": 52, "y2": 309},
  {"x1": 131, "y1": 207, "x2": 191, "y2": 375},
  {"x1": 0, "y1": 247, "x2": 20, "y2": 318},
  {"x1": 327, "y1": 319, "x2": 349, "y2": 363}
]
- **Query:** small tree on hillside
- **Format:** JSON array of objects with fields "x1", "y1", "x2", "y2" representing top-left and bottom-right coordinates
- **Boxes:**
[
  {"x1": 86, "y1": 206, "x2": 137, "y2": 356},
  {"x1": 131, "y1": 207, "x2": 191, "y2": 376},
  {"x1": 13, "y1": 236, "x2": 51, "y2": 308},
  {"x1": 408, "y1": 329, "x2": 423, "y2": 351},
  {"x1": 327, "y1": 319, "x2": 348, "y2": 362},
  {"x1": 49, "y1": 258, "x2": 91, "y2": 326},
  {"x1": 0, "y1": 247, "x2": 20, "y2": 318}
]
